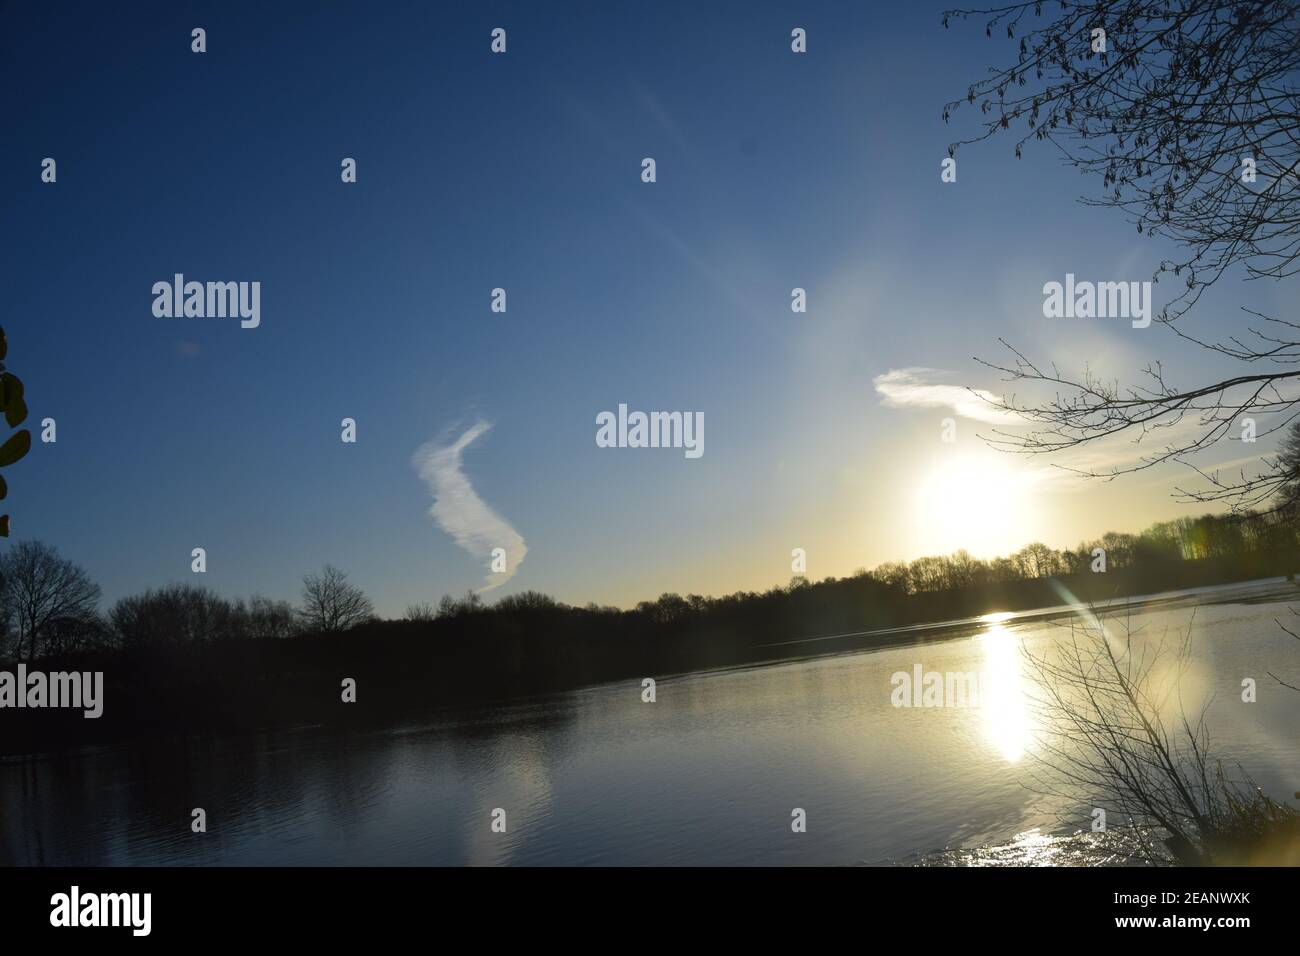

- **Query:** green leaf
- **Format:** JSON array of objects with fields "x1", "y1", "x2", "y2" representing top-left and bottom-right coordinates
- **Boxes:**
[
  {"x1": 4, "y1": 397, "x2": 26, "y2": 428},
  {"x1": 0, "y1": 474, "x2": 7, "y2": 500},
  {"x1": 0, "y1": 372, "x2": 22, "y2": 411},
  {"x1": 0, "y1": 328, "x2": 7, "y2": 362},
  {"x1": 0, "y1": 515, "x2": 9, "y2": 537},
  {"x1": 0, "y1": 429, "x2": 30, "y2": 467}
]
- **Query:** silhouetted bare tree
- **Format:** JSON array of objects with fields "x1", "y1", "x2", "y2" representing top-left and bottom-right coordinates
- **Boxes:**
[
  {"x1": 945, "y1": 1, "x2": 1300, "y2": 510},
  {"x1": 300, "y1": 565, "x2": 374, "y2": 632},
  {"x1": 238, "y1": 595, "x2": 301, "y2": 640},
  {"x1": 404, "y1": 601, "x2": 436, "y2": 623},
  {"x1": 1273, "y1": 418, "x2": 1300, "y2": 503},
  {"x1": 111, "y1": 584, "x2": 241, "y2": 648},
  {"x1": 437, "y1": 591, "x2": 484, "y2": 618},
  {"x1": 0, "y1": 540, "x2": 100, "y2": 661},
  {"x1": 1025, "y1": 611, "x2": 1300, "y2": 864}
]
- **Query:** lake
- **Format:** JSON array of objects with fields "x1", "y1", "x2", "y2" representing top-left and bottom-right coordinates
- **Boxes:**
[{"x1": 4, "y1": 580, "x2": 1298, "y2": 865}]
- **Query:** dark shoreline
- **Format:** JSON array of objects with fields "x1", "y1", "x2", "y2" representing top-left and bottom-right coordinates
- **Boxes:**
[{"x1": 3, "y1": 566, "x2": 1295, "y2": 761}]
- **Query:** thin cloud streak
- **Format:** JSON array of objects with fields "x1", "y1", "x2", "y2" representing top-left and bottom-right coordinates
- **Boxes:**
[
  {"x1": 873, "y1": 367, "x2": 1017, "y2": 424},
  {"x1": 874, "y1": 367, "x2": 1262, "y2": 482},
  {"x1": 412, "y1": 421, "x2": 527, "y2": 592}
]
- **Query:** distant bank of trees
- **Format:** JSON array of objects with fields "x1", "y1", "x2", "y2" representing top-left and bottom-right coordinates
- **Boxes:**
[
  {"x1": 1, "y1": 506, "x2": 1298, "y2": 752},
  {"x1": 866, "y1": 509, "x2": 1300, "y2": 596},
  {"x1": 0, "y1": 550, "x2": 370, "y2": 661},
  {"x1": 2, "y1": 507, "x2": 1298, "y2": 663}
]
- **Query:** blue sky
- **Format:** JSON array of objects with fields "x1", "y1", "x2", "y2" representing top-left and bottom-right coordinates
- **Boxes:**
[{"x1": 3, "y1": 1, "x2": 1288, "y2": 615}]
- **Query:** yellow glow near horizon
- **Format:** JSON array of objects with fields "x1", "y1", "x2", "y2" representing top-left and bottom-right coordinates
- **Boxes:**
[{"x1": 911, "y1": 452, "x2": 1041, "y2": 558}]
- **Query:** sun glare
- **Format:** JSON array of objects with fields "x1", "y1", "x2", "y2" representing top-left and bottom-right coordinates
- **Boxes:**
[
  {"x1": 912, "y1": 452, "x2": 1040, "y2": 558},
  {"x1": 978, "y1": 622, "x2": 1033, "y2": 762}
]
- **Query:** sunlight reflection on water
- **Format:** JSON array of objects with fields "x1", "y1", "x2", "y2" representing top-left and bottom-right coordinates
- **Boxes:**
[
  {"x1": 4, "y1": 586, "x2": 1296, "y2": 866},
  {"x1": 977, "y1": 621, "x2": 1033, "y2": 762},
  {"x1": 904, "y1": 826, "x2": 1164, "y2": 867}
]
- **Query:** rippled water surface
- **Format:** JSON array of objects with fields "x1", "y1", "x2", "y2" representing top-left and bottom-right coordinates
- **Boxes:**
[{"x1": 4, "y1": 582, "x2": 1298, "y2": 865}]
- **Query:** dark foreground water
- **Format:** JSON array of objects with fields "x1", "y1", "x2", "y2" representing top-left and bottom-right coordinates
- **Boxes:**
[{"x1": 4, "y1": 581, "x2": 1298, "y2": 865}]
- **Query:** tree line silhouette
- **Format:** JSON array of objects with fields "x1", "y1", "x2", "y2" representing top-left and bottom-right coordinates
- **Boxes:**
[{"x1": 3, "y1": 507, "x2": 1298, "y2": 753}]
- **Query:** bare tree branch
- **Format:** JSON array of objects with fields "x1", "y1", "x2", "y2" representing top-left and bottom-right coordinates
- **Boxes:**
[{"x1": 945, "y1": 0, "x2": 1300, "y2": 510}]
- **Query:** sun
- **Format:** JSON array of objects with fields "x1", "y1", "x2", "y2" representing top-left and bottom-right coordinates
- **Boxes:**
[{"x1": 911, "y1": 451, "x2": 1041, "y2": 558}]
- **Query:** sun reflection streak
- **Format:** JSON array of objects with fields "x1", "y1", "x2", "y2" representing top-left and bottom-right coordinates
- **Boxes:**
[{"x1": 978, "y1": 621, "x2": 1033, "y2": 762}]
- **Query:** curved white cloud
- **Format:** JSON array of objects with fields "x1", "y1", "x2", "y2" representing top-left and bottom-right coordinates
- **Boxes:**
[
  {"x1": 873, "y1": 367, "x2": 1019, "y2": 424},
  {"x1": 412, "y1": 421, "x2": 527, "y2": 592},
  {"x1": 875, "y1": 366, "x2": 1218, "y2": 480}
]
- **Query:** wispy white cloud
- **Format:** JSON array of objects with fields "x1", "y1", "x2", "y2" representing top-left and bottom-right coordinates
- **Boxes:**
[
  {"x1": 873, "y1": 367, "x2": 1017, "y2": 424},
  {"x1": 412, "y1": 421, "x2": 527, "y2": 592},
  {"x1": 874, "y1": 366, "x2": 1268, "y2": 483}
]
